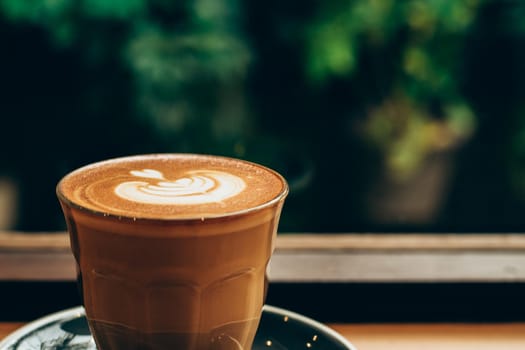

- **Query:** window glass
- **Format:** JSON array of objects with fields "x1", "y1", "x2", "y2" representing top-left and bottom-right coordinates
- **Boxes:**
[{"x1": 0, "y1": 0, "x2": 524, "y2": 233}]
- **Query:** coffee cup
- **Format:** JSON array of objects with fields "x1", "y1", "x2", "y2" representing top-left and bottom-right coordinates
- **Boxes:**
[{"x1": 56, "y1": 154, "x2": 288, "y2": 350}]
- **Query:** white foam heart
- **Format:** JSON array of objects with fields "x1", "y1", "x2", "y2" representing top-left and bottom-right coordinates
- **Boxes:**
[{"x1": 115, "y1": 169, "x2": 246, "y2": 205}]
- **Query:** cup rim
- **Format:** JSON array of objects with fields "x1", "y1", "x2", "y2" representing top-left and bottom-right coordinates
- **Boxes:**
[{"x1": 56, "y1": 153, "x2": 289, "y2": 223}]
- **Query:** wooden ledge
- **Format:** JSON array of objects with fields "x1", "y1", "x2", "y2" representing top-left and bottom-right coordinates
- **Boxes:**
[
  {"x1": 2, "y1": 232, "x2": 525, "y2": 282},
  {"x1": 276, "y1": 233, "x2": 525, "y2": 251},
  {"x1": 0, "y1": 231, "x2": 69, "y2": 252},
  {"x1": 3, "y1": 231, "x2": 525, "y2": 252}
]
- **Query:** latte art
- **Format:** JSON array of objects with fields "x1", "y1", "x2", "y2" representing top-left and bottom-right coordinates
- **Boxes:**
[
  {"x1": 57, "y1": 154, "x2": 286, "y2": 219},
  {"x1": 115, "y1": 169, "x2": 246, "y2": 205}
]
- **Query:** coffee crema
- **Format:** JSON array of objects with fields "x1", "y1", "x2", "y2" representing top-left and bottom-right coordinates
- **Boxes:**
[{"x1": 57, "y1": 154, "x2": 286, "y2": 220}]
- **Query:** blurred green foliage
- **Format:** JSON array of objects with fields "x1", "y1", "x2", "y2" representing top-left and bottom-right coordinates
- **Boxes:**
[
  {"x1": 2, "y1": 0, "x2": 525, "y2": 231},
  {"x1": 305, "y1": 0, "x2": 479, "y2": 180},
  {"x1": 306, "y1": 0, "x2": 478, "y2": 82},
  {"x1": 0, "y1": 0, "x2": 251, "y2": 153},
  {"x1": 0, "y1": 0, "x2": 479, "y2": 175}
]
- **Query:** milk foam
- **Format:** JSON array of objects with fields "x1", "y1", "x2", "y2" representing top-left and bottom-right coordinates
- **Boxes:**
[
  {"x1": 57, "y1": 154, "x2": 287, "y2": 219},
  {"x1": 114, "y1": 169, "x2": 246, "y2": 205}
]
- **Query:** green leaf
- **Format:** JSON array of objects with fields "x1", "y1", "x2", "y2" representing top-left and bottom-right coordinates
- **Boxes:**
[{"x1": 83, "y1": 0, "x2": 145, "y2": 19}]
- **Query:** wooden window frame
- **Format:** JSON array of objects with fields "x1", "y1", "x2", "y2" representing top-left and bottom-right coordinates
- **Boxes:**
[
  {"x1": 3, "y1": 232, "x2": 525, "y2": 322},
  {"x1": 2, "y1": 231, "x2": 525, "y2": 283}
]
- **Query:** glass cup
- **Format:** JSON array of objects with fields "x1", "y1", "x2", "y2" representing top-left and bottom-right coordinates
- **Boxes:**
[{"x1": 56, "y1": 154, "x2": 288, "y2": 350}]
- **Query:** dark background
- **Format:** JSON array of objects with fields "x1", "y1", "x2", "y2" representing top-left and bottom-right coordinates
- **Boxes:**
[
  {"x1": 3, "y1": 281, "x2": 525, "y2": 323},
  {"x1": 2, "y1": 0, "x2": 525, "y2": 233}
]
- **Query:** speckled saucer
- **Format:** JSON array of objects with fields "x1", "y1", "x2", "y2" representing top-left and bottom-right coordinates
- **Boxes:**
[{"x1": 0, "y1": 305, "x2": 356, "y2": 350}]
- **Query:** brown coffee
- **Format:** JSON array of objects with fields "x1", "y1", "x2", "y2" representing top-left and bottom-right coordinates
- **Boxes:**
[{"x1": 57, "y1": 154, "x2": 288, "y2": 350}]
